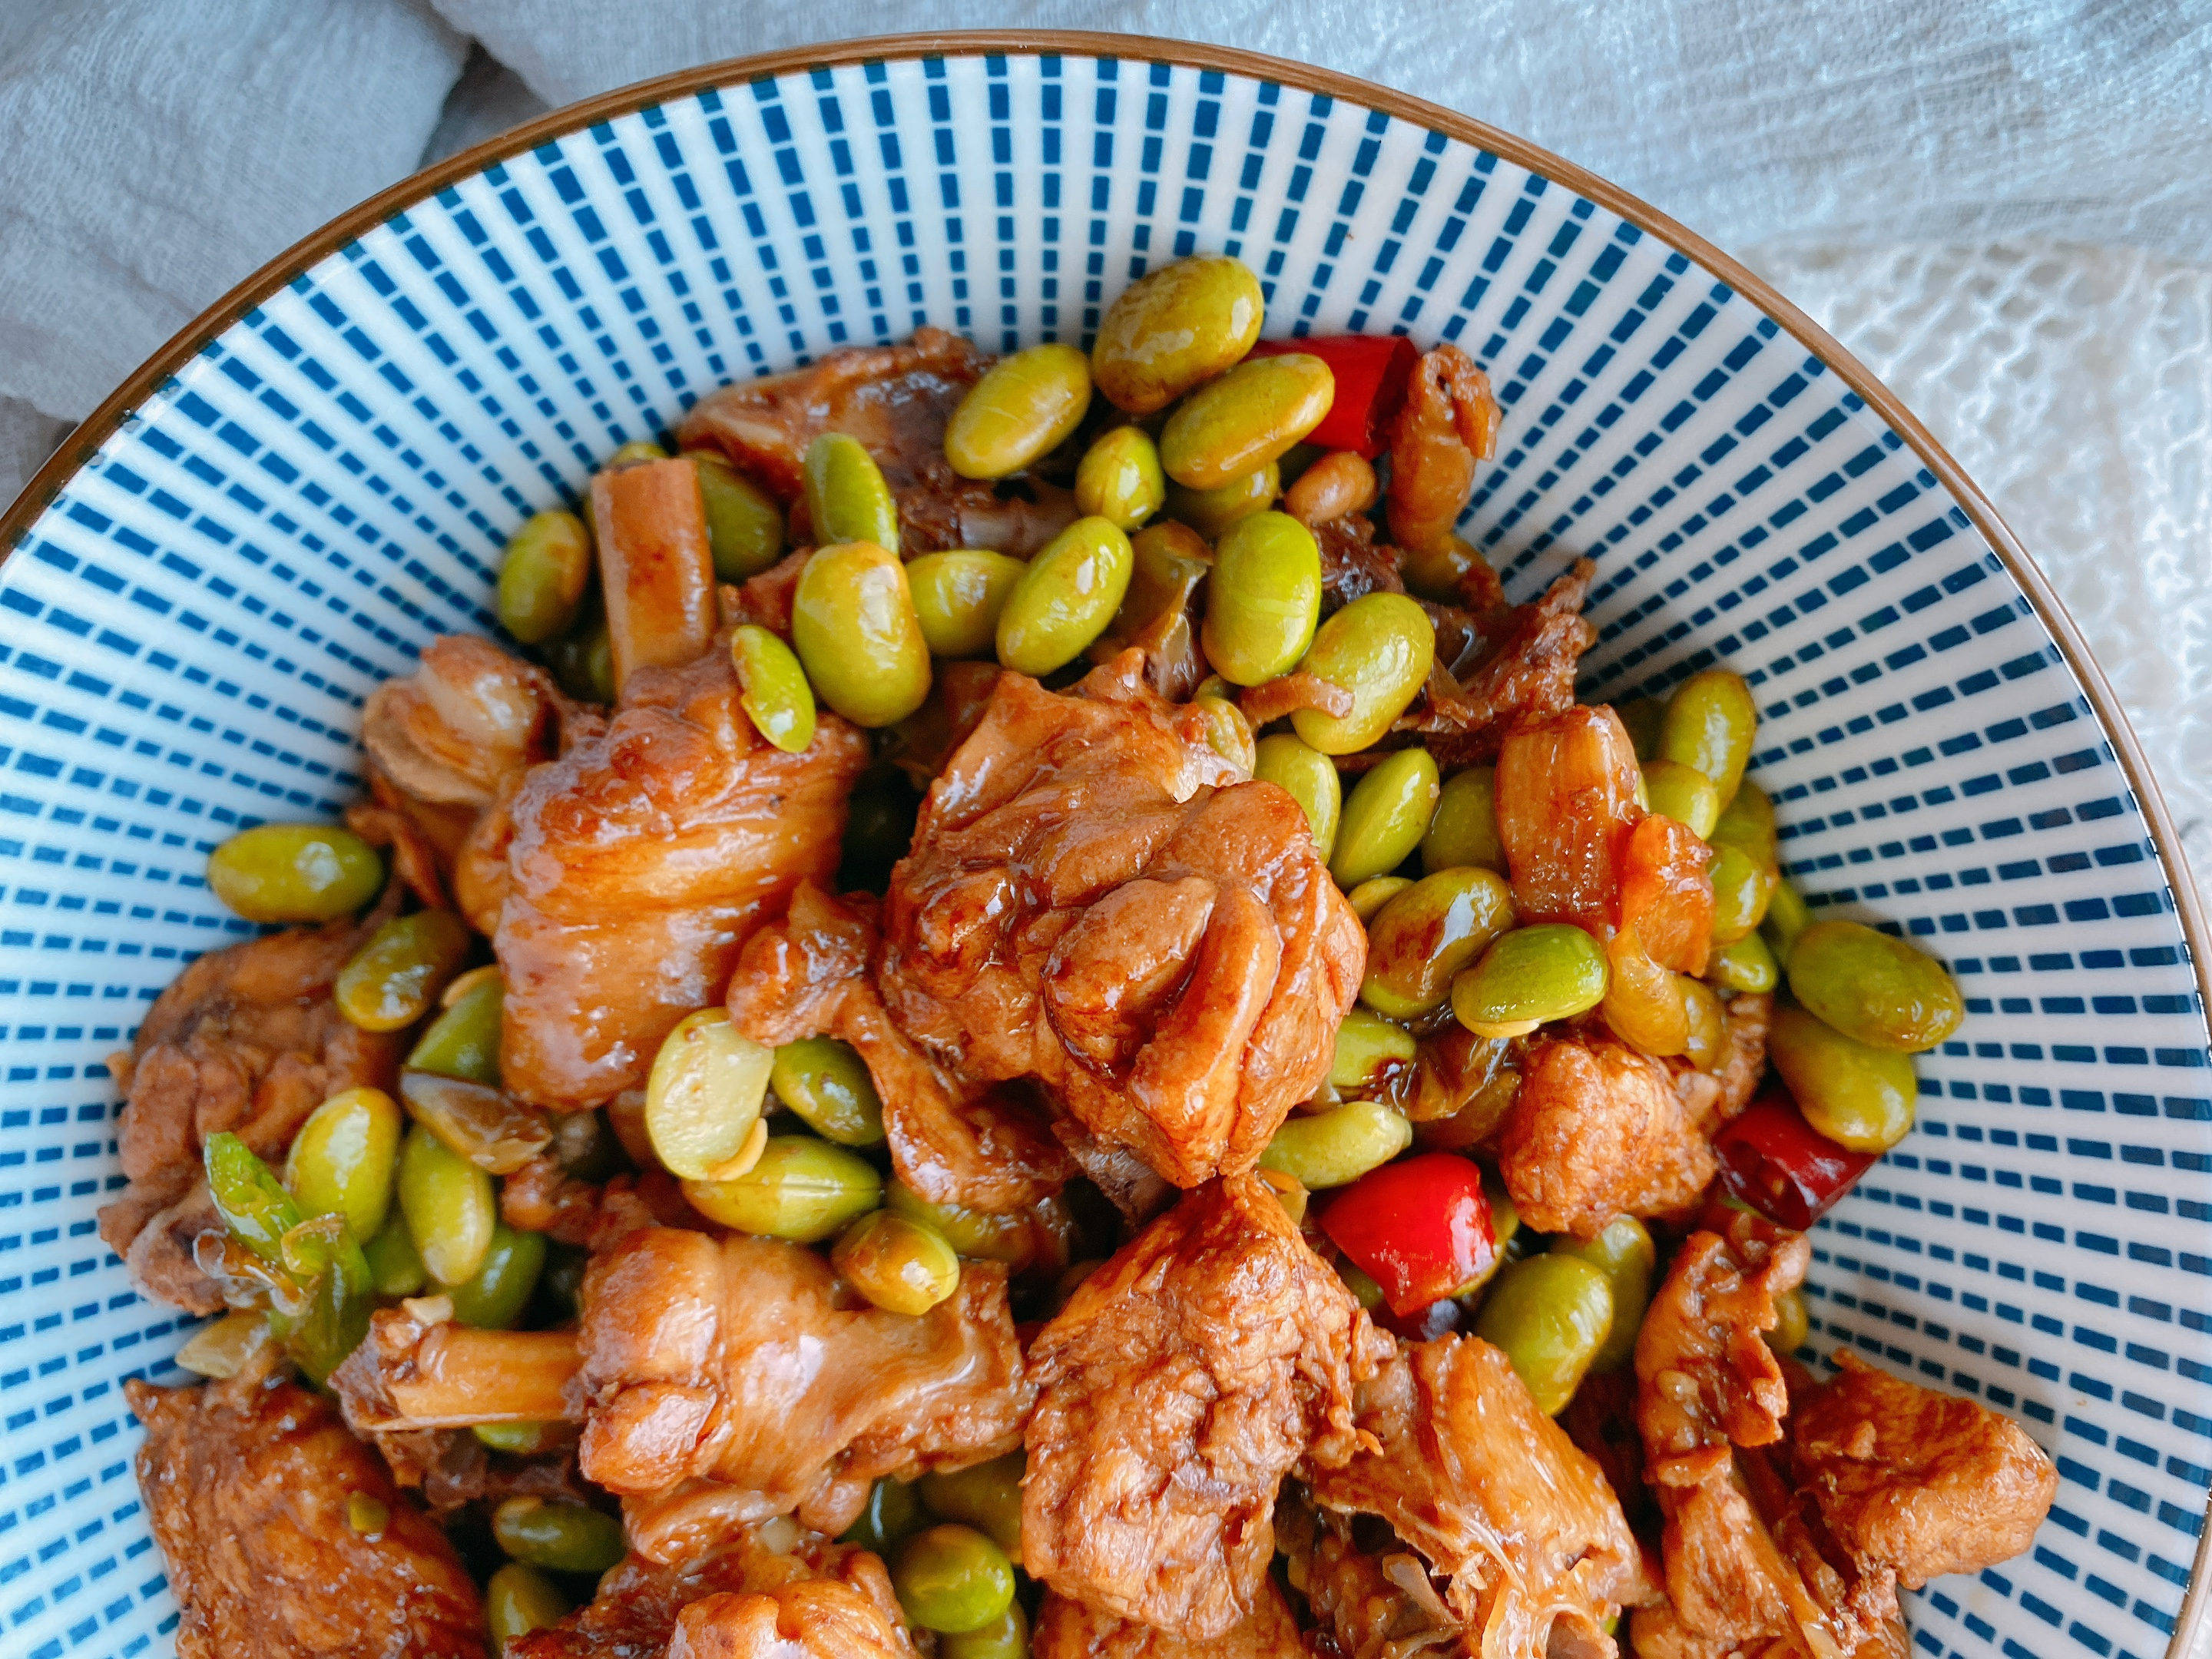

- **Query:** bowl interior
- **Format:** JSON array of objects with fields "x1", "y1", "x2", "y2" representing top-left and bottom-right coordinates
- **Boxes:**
[{"x1": 1, "y1": 40, "x2": 2206, "y2": 1659}]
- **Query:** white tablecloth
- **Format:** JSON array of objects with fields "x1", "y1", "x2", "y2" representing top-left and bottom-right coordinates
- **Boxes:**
[{"x1": 2, "y1": 0, "x2": 2205, "y2": 895}]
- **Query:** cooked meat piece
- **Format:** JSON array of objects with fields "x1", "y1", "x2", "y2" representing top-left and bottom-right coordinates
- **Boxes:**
[
  {"x1": 897, "y1": 472, "x2": 1080, "y2": 559},
  {"x1": 1629, "y1": 1603, "x2": 1911, "y2": 1659},
  {"x1": 1493, "y1": 701, "x2": 1643, "y2": 936},
  {"x1": 1561, "y1": 1368, "x2": 1656, "y2": 1537},
  {"x1": 363, "y1": 632, "x2": 561, "y2": 808},
  {"x1": 512, "y1": 1524, "x2": 906, "y2": 1659},
  {"x1": 1673, "y1": 992, "x2": 1772, "y2": 1136},
  {"x1": 374, "y1": 1422, "x2": 589, "y2": 1512},
  {"x1": 1021, "y1": 1174, "x2": 1390, "y2": 1638},
  {"x1": 882, "y1": 652, "x2": 1365, "y2": 1187},
  {"x1": 724, "y1": 547, "x2": 811, "y2": 637},
  {"x1": 727, "y1": 882, "x2": 1073, "y2": 1214},
  {"x1": 575, "y1": 1227, "x2": 1031, "y2": 1558},
  {"x1": 1397, "y1": 561, "x2": 1597, "y2": 767},
  {"x1": 497, "y1": 639, "x2": 868, "y2": 1106},
  {"x1": 1384, "y1": 343, "x2": 1501, "y2": 553},
  {"x1": 127, "y1": 1373, "x2": 485, "y2": 1659},
  {"x1": 1500, "y1": 1031, "x2": 1717, "y2": 1238},
  {"x1": 1304, "y1": 1336, "x2": 1647, "y2": 1657},
  {"x1": 1282, "y1": 1495, "x2": 1474, "y2": 1659},
  {"x1": 1238, "y1": 668, "x2": 1355, "y2": 728},
  {"x1": 501, "y1": 1155, "x2": 705, "y2": 1251},
  {"x1": 1792, "y1": 1352, "x2": 2056, "y2": 1589},
  {"x1": 1314, "y1": 511, "x2": 1406, "y2": 609},
  {"x1": 1031, "y1": 1577, "x2": 1303, "y2": 1657},
  {"x1": 1052, "y1": 1119, "x2": 1176, "y2": 1230},
  {"x1": 347, "y1": 767, "x2": 479, "y2": 909},
  {"x1": 662, "y1": 1581, "x2": 912, "y2": 1658},
  {"x1": 98, "y1": 911, "x2": 406, "y2": 1313},
  {"x1": 1637, "y1": 1214, "x2": 1809, "y2": 1472}
]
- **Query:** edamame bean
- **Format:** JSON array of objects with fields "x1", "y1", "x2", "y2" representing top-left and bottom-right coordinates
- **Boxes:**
[
  {"x1": 1164, "y1": 460, "x2": 1279, "y2": 538},
  {"x1": 400, "y1": 1070, "x2": 551, "y2": 1174},
  {"x1": 1681, "y1": 977, "x2": 1727, "y2": 1073},
  {"x1": 793, "y1": 542, "x2": 932, "y2": 727},
  {"x1": 1471, "y1": 1253, "x2": 1614, "y2": 1414},
  {"x1": 397, "y1": 1122, "x2": 496, "y2": 1287},
  {"x1": 364, "y1": 1211, "x2": 427, "y2": 1297},
  {"x1": 496, "y1": 511, "x2": 593, "y2": 644},
  {"x1": 1422, "y1": 766, "x2": 1505, "y2": 875},
  {"x1": 1787, "y1": 919, "x2": 1964, "y2": 1052},
  {"x1": 918, "y1": 1451, "x2": 1025, "y2": 1558},
  {"x1": 336, "y1": 910, "x2": 473, "y2": 1034},
  {"x1": 645, "y1": 1008, "x2": 773, "y2": 1181},
  {"x1": 207, "y1": 824, "x2": 382, "y2": 923},
  {"x1": 1760, "y1": 876, "x2": 1812, "y2": 967},
  {"x1": 995, "y1": 517, "x2": 1134, "y2": 677},
  {"x1": 885, "y1": 1184, "x2": 1068, "y2": 1273},
  {"x1": 893, "y1": 1524, "x2": 1017, "y2": 1634},
  {"x1": 1160, "y1": 354, "x2": 1334, "y2": 489},
  {"x1": 1200, "y1": 510, "x2": 1320, "y2": 684},
  {"x1": 1252, "y1": 732, "x2": 1341, "y2": 859},
  {"x1": 1090, "y1": 254, "x2": 1265, "y2": 415},
  {"x1": 803, "y1": 432, "x2": 902, "y2": 554},
  {"x1": 729, "y1": 624, "x2": 816, "y2": 753},
  {"x1": 1769, "y1": 1286, "x2": 1810, "y2": 1354},
  {"x1": 906, "y1": 551, "x2": 1029, "y2": 659},
  {"x1": 445, "y1": 1221, "x2": 547, "y2": 1330},
  {"x1": 1331, "y1": 1008, "x2": 1418, "y2": 1094},
  {"x1": 1706, "y1": 930, "x2": 1780, "y2": 994},
  {"x1": 1769, "y1": 1004, "x2": 1918, "y2": 1151},
  {"x1": 1708, "y1": 841, "x2": 1777, "y2": 945},
  {"x1": 1550, "y1": 1216, "x2": 1655, "y2": 1374},
  {"x1": 1451, "y1": 924, "x2": 1609, "y2": 1038},
  {"x1": 1399, "y1": 533, "x2": 1483, "y2": 604},
  {"x1": 607, "y1": 438, "x2": 668, "y2": 465},
  {"x1": 408, "y1": 970, "x2": 504, "y2": 1085},
  {"x1": 843, "y1": 1476, "x2": 929, "y2": 1555},
  {"x1": 1614, "y1": 697, "x2": 1666, "y2": 763},
  {"x1": 939, "y1": 1603, "x2": 1028, "y2": 1659},
  {"x1": 681, "y1": 1135, "x2": 882, "y2": 1243},
  {"x1": 946, "y1": 344, "x2": 1093, "y2": 479},
  {"x1": 547, "y1": 607, "x2": 615, "y2": 704},
  {"x1": 1291, "y1": 593, "x2": 1437, "y2": 754},
  {"x1": 1257, "y1": 1101, "x2": 1411, "y2": 1190},
  {"x1": 285, "y1": 1085, "x2": 402, "y2": 1242},
  {"x1": 1190, "y1": 696, "x2": 1256, "y2": 773},
  {"x1": 493, "y1": 1496, "x2": 626, "y2": 1576},
  {"x1": 1073, "y1": 425, "x2": 1167, "y2": 529},
  {"x1": 1330, "y1": 747, "x2": 1440, "y2": 888},
  {"x1": 1659, "y1": 669, "x2": 1758, "y2": 803},
  {"x1": 1361, "y1": 866, "x2": 1518, "y2": 1019},
  {"x1": 687, "y1": 451, "x2": 786, "y2": 581},
  {"x1": 486, "y1": 1562, "x2": 571, "y2": 1648},
  {"x1": 1339, "y1": 1260, "x2": 1386, "y2": 1310},
  {"x1": 1345, "y1": 875, "x2": 1412, "y2": 922},
  {"x1": 474, "y1": 1419, "x2": 568, "y2": 1457},
  {"x1": 833, "y1": 1210, "x2": 961, "y2": 1316},
  {"x1": 1641, "y1": 760, "x2": 1722, "y2": 839},
  {"x1": 1598, "y1": 935, "x2": 1690, "y2": 1058},
  {"x1": 1710, "y1": 779, "x2": 1777, "y2": 865},
  {"x1": 770, "y1": 1036, "x2": 887, "y2": 1147}
]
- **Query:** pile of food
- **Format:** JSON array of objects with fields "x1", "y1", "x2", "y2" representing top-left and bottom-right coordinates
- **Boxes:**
[{"x1": 108, "y1": 252, "x2": 2056, "y2": 1659}]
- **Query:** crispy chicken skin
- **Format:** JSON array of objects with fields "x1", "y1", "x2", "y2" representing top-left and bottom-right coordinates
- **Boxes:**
[
  {"x1": 573, "y1": 1227, "x2": 1031, "y2": 1561},
  {"x1": 98, "y1": 912, "x2": 406, "y2": 1313},
  {"x1": 1021, "y1": 1173, "x2": 1390, "y2": 1639},
  {"x1": 1304, "y1": 1336, "x2": 1648, "y2": 1659},
  {"x1": 1031, "y1": 1578, "x2": 1304, "y2": 1657},
  {"x1": 879, "y1": 651, "x2": 1365, "y2": 1189},
  {"x1": 497, "y1": 640, "x2": 868, "y2": 1106},
  {"x1": 1501, "y1": 1031, "x2": 1719, "y2": 1239},
  {"x1": 1792, "y1": 1352, "x2": 2056, "y2": 1591},
  {"x1": 127, "y1": 1373, "x2": 485, "y2": 1659},
  {"x1": 512, "y1": 1526, "x2": 909, "y2": 1659}
]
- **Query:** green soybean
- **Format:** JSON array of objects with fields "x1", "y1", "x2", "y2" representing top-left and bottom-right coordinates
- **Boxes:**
[
  {"x1": 681, "y1": 1135, "x2": 882, "y2": 1243},
  {"x1": 1360, "y1": 866, "x2": 1518, "y2": 1020},
  {"x1": 1614, "y1": 697, "x2": 1667, "y2": 763},
  {"x1": 1200, "y1": 510, "x2": 1321, "y2": 685},
  {"x1": 363, "y1": 1211, "x2": 428, "y2": 1298},
  {"x1": 770, "y1": 1037, "x2": 887, "y2": 1147},
  {"x1": 729, "y1": 624, "x2": 817, "y2": 753},
  {"x1": 907, "y1": 551, "x2": 1029, "y2": 659},
  {"x1": 843, "y1": 1475, "x2": 930, "y2": 1556},
  {"x1": 1451, "y1": 924, "x2": 1609, "y2": 1039},
  {"x1": 803, "y1": 432, "x2": 902, "y2": 554},
  {"x1": 1291, "y1": 593, "x2": 1437, "y2": 755},
  {"x1": 1709, "y1": 841, "x2": 1777, "y2": 945},
  {"x1": 995, "y1": 516, "x2": 1134, "y2": 677},
  {"x1": 939, "y1": 1604, "x2": 1029, "y2": 1659},
  {"x1": 285, "y1": 1085, "x2": 402, "y2": 1243},
  {"x1": 1787, "y1": 919, "x2": 1964, "y2": 1052},
  {"x1": 1330, "y1": 747, "x2": 1441, "y2": 888},
  {"x1": 893, "y1": 1524, "x2": 1018, "y2": 1634},
  {"x1": 492, "y1": 1495, "x2": 626, "y2": 1576},
  {"x1": 1550, "y1": 1217, "x2": 1655, "y2": 1374},
  {"x1": 335, "y1": 909, "x2": 473, "y2": 1033},
  {"x1": 792, "y1": 541, "x2": 932, "y2": 727},
  {"x1": 1257, "y1": 1101, "x2": 1411, "y2": 1190},
  {"x1": 1659, "y1": 669, "x2": 1759, "y2": 803},
  {"x1": 1471, "y1": 1253, "x2": 1614, "y2": 1415},
  {"x1": 496, "y1": 511, "x2": 593, "y2": 645},
  {"x1": 1159, "y1": 353, "x2": 1334, "y2": 490},
  {"x1": 1422, "y1": 766, "x2": 1505, "y2": 875},
  {"x1": 1252, "y1": 732, "x2": 1341, "y2": 860},
  {"x1": 605, "y1": 438, "x2": 667, "y2": 465},
  {"x1": 1710, "y1": 779, "x2": 1777, "y2": 865},
  {"x1": 688, "y1": 450, "x2": 786, "y2": 581},
  {"x1": 1769, "y1": 1287, "x2": 1810, "y2": 1355},
  {"x1": 833, "y1": 1210, "x2": 961, "y2": 1316},
  {"x1": 397, "y1": 1123, "x2": 496, "y2": 1288},
  {"x1": 408, "y1": 972, "x2": 504, "y2": 1085},
  {"x1": 1641, "y1": 759, "x2": 1722, "y2": 839},
  {"x1": 1706, "y1": 930, "x2": 1780, "y2": 995},
  {"x1": 1164, "y1": 460, "x2": 1280, "y2": 539},
  {"x1": 486, "y1": 1562, "x2": 572, "y2": 1647},
  {"x1": 1345, "y1": 875, "x2": 1413, "y2": 922},
  {"x1": 1769, "y1": 1004, "x2": 1919, "y2": 1151},
  {"x1": 444, "y1": 1222, "x2": 548, "y2": 1330},
  {"x1": 1761, "y1": 876, "x2": 1813, "y2": 969},
  {"x1": 206, "y1": 824, "x2": 382, "y2": 923},
  {"x1": 917, "y1": 1451, "x2": 1025, "y2": 1558},
  {"x1": 945, "y1": 343, "x2": 1093, "y2": 480},
  {"x1": 1330, "y1": 1008, "x2": 1417, "y2": 1093},
  {"x1": 1073, "y1": 426, "x2": 1166, "y2": 528},
  {"x1": 1091, "y1": 255, "x2": 1265, "y2": 415}
]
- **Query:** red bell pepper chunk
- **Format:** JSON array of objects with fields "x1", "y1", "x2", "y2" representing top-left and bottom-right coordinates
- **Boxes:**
[
  {"x1": 1712, "y1": 1088, "x2": 1876, "y2": 1230},
  {"x1": 1247, "y1": 333, "x2": 1419, "y2": 458},
  {"x1": 1320, "y1": 1151, "x2": 1495, "y2": 1317}
]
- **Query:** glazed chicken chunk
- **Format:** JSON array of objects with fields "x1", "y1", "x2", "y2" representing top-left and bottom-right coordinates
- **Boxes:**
[
  {"x1": 1501, "y1": 1031, "x2": 1718, "y2": 1238},
  {"x1": 1031, "y1": 1578, "x2": 1305, "y2": 1657},
  {"x1": 1303, "y1": 1336, "x2": 1649, "y2": 1659},
  {"x1": 127, "y1": 1371, "x2": 485, "y2": 1659},
  {"x1": 1021, "y1": 1172, "x2": 1391, "y2": 1638}
]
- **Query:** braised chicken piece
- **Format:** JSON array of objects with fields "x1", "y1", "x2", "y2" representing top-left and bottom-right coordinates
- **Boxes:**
[
  {"x1": 500, "y1": 1154, "x2": 706, "y2": 1252},
  {"x1": 1501, "y1": 1031, "x2": 1718, "y2": 1238},
  {"x1": 1673, "y1": 992, "x2": 1773, "y2": 1135},
  {"x1": 881, "y1": 651, "x2": 1365, "y2": 1188},
  {"x1": 1280, "y1": 1491, "x2": 1475, "y2": 1659},
  {"x1": 512, "y1": 1524, "x2": 909, "y2": 1659},
  {"x1": 727, "y1": 882, "x2": 1073, "y2": 1214},
  {"x1": 1022, "y1": 1173, "x2": 1390, "y2": 1638},
  {"x1": 497, "y1": 639, "x2": 868, "y2": 1105},
  {"x1": 676, "y1": 326, "x2": 1076, "y2": 557},
  {"x1": 1385, "y1": 343, "x2": 1502, "y2": 553},
  {"x1": 1495, "y1": 702, "x2": 1644, "y2": 936},
  {"x1": 363, "y1": 632, "x2": 562, "y2": 807},
  {"x1": 127, "y1": 1370, "x2": 485, "y2": 1658},
  {"x1": 98, "y1": 909, "x2": 406, "y2": 1313},
  {"x1": 1792, "y1": 1352, "x2": 2056, "y2": 1590},
  {"x1": 1397, "y1": 561, "x2": 1598, "y2": 767},
  {"x1": 373, "y1": 1421, "x2": 588, "y2": 1512},
  {"x1": 1314, "y1": 512, "x2": 1407, "y2": 609},
  {"x1": 1303, "y1": 1336, "x2": 1649, "y2": 1657},
  {"x1": 1031, "y1": 1578, "x2": 1304, "y2": 1657}
]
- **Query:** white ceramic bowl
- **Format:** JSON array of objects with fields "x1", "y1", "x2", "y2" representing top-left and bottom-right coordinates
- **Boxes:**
[{"x1": 1, "y1": 33, "x2": 2206, "y2": 1659}]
